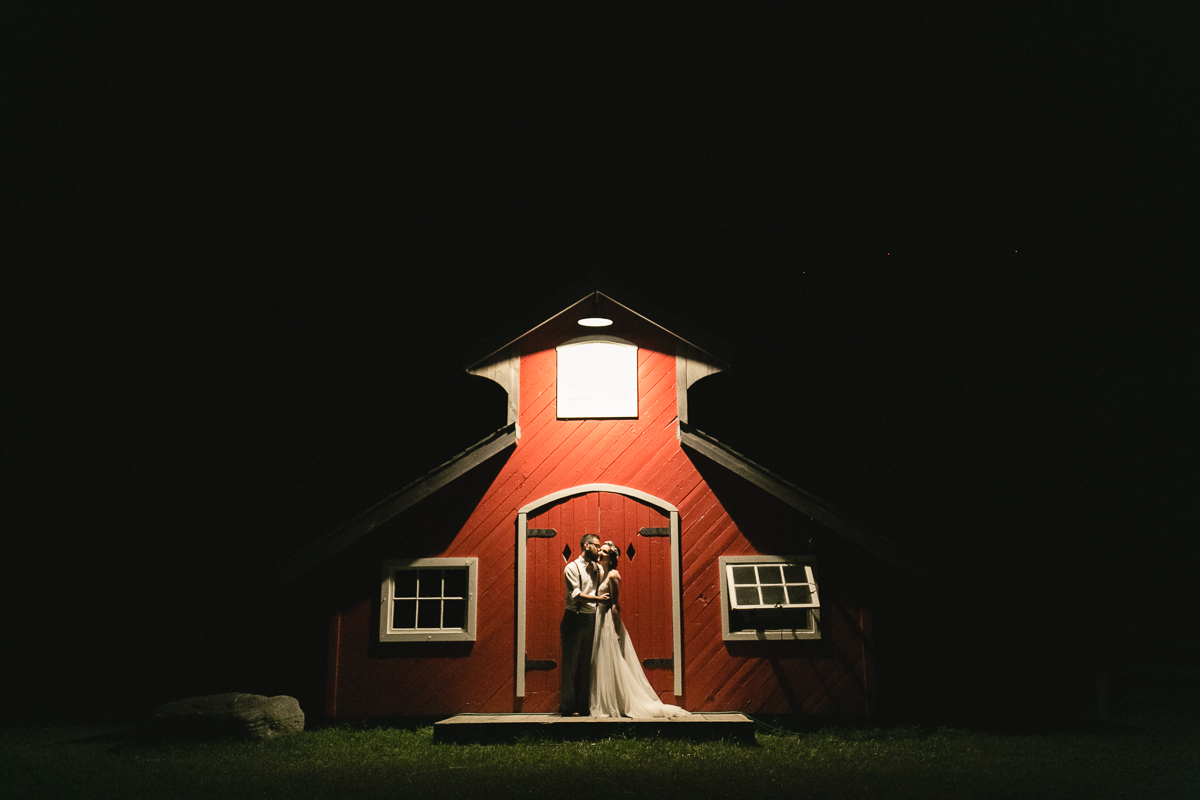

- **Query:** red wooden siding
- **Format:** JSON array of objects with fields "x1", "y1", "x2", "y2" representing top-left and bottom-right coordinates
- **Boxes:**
[
  {"x1": 318, "y1": 302, "x2": 875, "y2": 718},
  {"x1": 317, "y1": 472, "x2": 520, "y2": 717},
  {"x1": 678, "y1": 468, "x2": 872, "y2": 714}
]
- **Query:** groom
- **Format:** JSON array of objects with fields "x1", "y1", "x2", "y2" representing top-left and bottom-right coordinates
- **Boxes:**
[{"x1": 560, "y1": 533, "x2": 608, "y2": 716}]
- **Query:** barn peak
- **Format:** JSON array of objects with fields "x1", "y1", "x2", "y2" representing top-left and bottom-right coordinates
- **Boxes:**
[
  {"x1": 463, "y1": 282, "x2": 732, "y2": 374},
  {"x1": 463, "y1": 283, "x2": 732, "y2": 429}
]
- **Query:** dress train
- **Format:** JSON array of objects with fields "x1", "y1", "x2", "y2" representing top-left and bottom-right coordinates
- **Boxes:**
[{"x1": 588, "y1": 600, "x2": 688, "y2": 719}]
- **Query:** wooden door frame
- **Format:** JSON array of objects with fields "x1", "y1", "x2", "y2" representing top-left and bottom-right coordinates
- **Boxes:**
[{"x1": 515, "y1": 483, "x2": 682, "y2": 700}]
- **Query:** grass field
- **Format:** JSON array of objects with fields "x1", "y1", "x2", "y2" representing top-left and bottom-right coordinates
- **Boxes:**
[{"x1": 2, "y1": 714, "x2": 1197, "y2": 800}]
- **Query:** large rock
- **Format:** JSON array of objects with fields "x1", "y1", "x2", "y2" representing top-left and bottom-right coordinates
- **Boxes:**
[{"x1": 151, "y1": 693, "x2": 304, "y2": 740}]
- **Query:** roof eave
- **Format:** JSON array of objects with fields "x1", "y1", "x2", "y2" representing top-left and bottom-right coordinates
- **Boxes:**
[
  {"x1": 678, "y1": 422, "x2": 922, "y2": 576},
  {"x1": 278, "y1": 423, "x2": 518, "y2": 584},
  {"x1": 463, "y1": 287, "x2": 732, "y2": 373}
]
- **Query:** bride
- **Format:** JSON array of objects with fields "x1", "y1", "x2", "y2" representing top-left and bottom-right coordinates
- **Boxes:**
[{"x1": 588, "y1": 541, "x2": 689, "y2": 718}]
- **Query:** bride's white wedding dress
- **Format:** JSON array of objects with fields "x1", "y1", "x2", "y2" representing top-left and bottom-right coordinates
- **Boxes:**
[{"x1": 588, "y1": 569, "x2": 689, "y2": 718}]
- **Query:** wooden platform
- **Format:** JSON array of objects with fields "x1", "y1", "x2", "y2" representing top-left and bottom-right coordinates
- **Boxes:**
[{"x1": 432, "y1": 712, "x2": 756, "y2": 744}]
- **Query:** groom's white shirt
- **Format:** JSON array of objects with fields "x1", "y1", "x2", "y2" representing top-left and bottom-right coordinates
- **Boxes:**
[{"x1": 564, "y1": 555, "x2": 600, "y2": 614}]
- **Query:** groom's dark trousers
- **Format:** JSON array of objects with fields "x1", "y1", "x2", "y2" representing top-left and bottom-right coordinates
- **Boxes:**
[{"x1": 559, "y1": 609, "x2": 596, "y2": 715}]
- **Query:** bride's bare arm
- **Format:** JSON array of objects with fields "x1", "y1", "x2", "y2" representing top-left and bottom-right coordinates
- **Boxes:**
[{"x1": 609, "y1": 572, "x2": 622, "y2": 639}]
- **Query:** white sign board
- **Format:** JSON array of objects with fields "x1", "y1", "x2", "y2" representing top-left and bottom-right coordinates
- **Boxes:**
[{"x1": 556, "y1": 337, "x2": 638, "y2": 419}]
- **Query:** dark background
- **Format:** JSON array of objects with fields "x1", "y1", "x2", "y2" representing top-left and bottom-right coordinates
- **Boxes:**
[{"x1": 4, "y1": 4, "x2": 1196, "y2": 726}]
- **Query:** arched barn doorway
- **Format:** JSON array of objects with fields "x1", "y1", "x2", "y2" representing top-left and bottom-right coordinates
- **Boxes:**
[{"x1": 515, "y1": 484, "x2": 681, "y2": 712}]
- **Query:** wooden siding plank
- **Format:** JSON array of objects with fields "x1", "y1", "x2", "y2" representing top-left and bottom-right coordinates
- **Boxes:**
[{"x1": 694, "y1": 654, "x2": 761, "y2": 710}]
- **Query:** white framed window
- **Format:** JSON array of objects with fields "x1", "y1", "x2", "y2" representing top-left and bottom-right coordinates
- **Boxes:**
[
  {"x1": 380, "y1": 558, "x2": 478, "y2": 642},
  {"x1": 726, "y1": 562, "x2": 819, "y2": 609},
  {"x1": 718, "y1": 555, "x2": 820, "y2": 641},
  {"x1": 556, "y1": 336, "x2": 638, "y2": 419}
]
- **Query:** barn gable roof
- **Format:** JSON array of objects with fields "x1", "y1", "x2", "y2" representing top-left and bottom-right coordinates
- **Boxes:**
[
  {"x1": 279, "y1": 417, "x2": 917, "y2": 583},
  {"x1": 278, "y1": 423, "x2": 517, "y2": 583},
  {"x1": 463, "y1": 281, "x2": 732, "y2": 373},
  {"x1": 679, "y1": 423, "x2": 920, "y2": 575},
  {"x1": 279, "y1": 289, "x2": 917, "y2": 583}
]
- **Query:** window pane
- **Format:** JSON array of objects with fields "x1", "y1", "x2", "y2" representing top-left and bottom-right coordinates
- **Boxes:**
[
  {"x1": 443, "y1": 569, "x2": 468, "y2": 599},
  {"x1": 758, "y1": 566, "x2": 784, "y2": 585},
  {"x1": 731, "y1": 566, "x2": 757, "y2": 585},
  {"x1": 393, "y1": 599, "x2": 417, "y2": 629},
  {"x1": 417, "y1": 570, "x2": 443, "y2": 598},
  {"x1": 760, "y1": 585, "x2": 786, "y2": 606},
  {"x1": 782, "y1": 564, "x2": 808, "y2": 584},
  {"x1": 416, "y1": 599, "x2": 442, "y2": 628},
  {"x1": 786, "y1": 584, "x2": 813, "y2": 605},
  {"x1": 557, "y1": 340, "x2": 638, "y2": 418},
  {"x1": 393, "y1": 570, "x2": 418, "y2": 599},
  {"x1": 442, "y1": 599, "x2": 466, "y2": 630},
  {"x1": 734, "y1": 586, "x2": 760, "y2": 606}
]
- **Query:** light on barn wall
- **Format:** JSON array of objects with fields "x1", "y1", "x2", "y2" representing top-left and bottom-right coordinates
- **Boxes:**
[{"x1": 577, "y1": 291, "x2": 613, "y2": 327}]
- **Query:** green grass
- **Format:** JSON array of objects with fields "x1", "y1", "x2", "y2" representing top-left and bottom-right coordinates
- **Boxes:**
[{"x1": 2, "y1": 714, "x2": 1197, "y2": 800}]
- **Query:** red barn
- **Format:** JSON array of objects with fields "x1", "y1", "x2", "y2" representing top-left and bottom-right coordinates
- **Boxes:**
[{"x1": 280, "y1": 289, "x2": 913, "y2": 720}]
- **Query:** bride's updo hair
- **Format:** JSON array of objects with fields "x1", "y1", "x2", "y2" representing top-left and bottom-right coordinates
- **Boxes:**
[{"x1": 601, "y1": 540, "x2": 619, "y2": 566}]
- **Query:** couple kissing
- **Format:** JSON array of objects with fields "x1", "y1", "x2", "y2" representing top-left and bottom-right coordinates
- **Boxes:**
[{"x1": 559, "y1": 533, "x2": 688, "y2": 718}]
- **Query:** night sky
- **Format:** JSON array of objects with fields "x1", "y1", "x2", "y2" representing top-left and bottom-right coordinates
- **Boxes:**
[{"x1": 5, "y1": 5, "x2": 1196, "y2": 724}]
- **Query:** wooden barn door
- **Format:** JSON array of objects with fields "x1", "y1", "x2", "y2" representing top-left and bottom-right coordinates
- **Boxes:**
[
  {"x1": 599, "y1": 492, "x2": 675, "y2": 702},
  {"x1": 523, "y1": 491, "x2": 674, "y2": 711}
]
